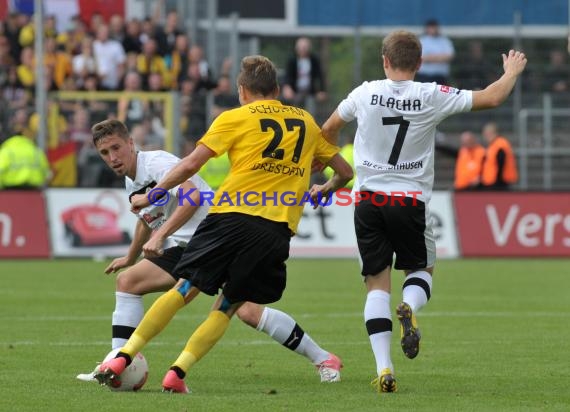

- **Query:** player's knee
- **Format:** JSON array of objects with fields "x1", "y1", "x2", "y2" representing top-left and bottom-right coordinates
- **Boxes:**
[
  {"x1": 116, "y1": 270, "x2": 137, "y2": 293},
  {"x1": 235, "y1": 303, "x2": 261, "y2": 328}
]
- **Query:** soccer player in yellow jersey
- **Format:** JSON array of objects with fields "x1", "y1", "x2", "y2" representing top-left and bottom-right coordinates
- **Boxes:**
[{"x1": 95, "y1": 55, "x2": 353, "y2": 393}]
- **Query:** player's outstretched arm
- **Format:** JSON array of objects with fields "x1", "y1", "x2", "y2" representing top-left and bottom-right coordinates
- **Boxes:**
[
  {"x1": 309, "y1": 153, "x2": 353, "y2": 208},
  {"x1": 471, "y1": 49, "x2": 527, "y2": 111},
  {"x1": 156, "y1": 145, "x2": 215, "y2": 195},
  {"x1": 105, "y1": 219, "x2": 152, "y2": 274},
  {"x1": 321, "y1": 110, "x2": 348, "y2": 145},
  {"x1": 142, "y1": 180, "x2": 202, "y2": 257},
  {"x1": 326, "y1": 153, "x2": 354, "y2": 189},
  {"x1": 131, "y1": 145, "x2": 216, "y2": 212}
]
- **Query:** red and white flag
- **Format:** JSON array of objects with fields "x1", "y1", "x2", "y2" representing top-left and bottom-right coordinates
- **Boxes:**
[{"x1": 0, "y1": 0, "x2": 124, "y2": 30}]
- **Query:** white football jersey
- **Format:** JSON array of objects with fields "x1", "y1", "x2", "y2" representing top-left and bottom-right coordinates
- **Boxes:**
[
  {"x1": 125, "y1": 150, "x2": 211, "y2": 248},
  {"x1": 337, "y1": 80, "x2": 472, "y2": 202}
]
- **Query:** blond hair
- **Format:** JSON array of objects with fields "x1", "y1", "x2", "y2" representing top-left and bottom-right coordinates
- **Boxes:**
[
  {"x1": 237, "y1": 55, "x2": 278, "y2": 96},
  {"x1": 381, "y1": 30, "x2": 422, "y2": 72}
]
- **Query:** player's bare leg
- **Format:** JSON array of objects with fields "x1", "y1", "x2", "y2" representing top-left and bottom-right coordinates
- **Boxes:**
[{"x1": 237, "y1": 302, "x2": 342, "y2": 382}]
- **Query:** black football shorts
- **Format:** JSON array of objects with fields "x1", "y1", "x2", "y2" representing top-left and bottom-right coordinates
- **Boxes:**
[
  {"x1": 173, "y1": 212, "x2": 291, "y2": 304},
  {"x1": 354, "y1": 192, "x2": 435, "y2": 274}
]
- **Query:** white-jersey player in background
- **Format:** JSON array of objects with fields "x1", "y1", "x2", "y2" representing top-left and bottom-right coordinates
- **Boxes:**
[
  {"x1": 319, "y1": 30, "x2": 527, "y2": 392},
  {"x1": 77, "y1": 119, "x2": 342, "y2": 382}
]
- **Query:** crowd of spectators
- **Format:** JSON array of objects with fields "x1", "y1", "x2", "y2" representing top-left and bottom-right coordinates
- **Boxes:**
[
  {"x1": 0, "y1": 8, "x2": 239, "y2": 186},
  {"x1": 0, "y1": 10, "x2": 567, "y2": 189}
]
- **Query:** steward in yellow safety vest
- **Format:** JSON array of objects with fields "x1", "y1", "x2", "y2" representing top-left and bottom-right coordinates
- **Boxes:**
[{"x1": 0, "y1": 135, "x2": 51, "y2": 189}]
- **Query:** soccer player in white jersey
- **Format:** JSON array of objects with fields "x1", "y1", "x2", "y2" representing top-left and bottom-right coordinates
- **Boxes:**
[
  {"x1": 319, "y1": 30, "x2": 527, "y2": 392},
  {"x1": 76, "y1": 119, "x2": 342, "y2": 383}
]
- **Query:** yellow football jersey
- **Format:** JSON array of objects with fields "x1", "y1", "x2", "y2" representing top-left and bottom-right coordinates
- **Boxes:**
[{"x1": 198, "y1": 99, "x2": 339, "y2": 233}]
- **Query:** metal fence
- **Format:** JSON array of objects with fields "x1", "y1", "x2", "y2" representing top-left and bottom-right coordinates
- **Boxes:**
[{"x1": 518, "y1": 93, "x2": 570, "y2": 190}]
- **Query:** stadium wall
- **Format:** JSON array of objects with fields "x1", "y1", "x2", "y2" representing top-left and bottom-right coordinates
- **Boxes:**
[
  {"x1": 2, "y1": 190, "x2": 568, "y2": 259},
  {"x1": 297, "y1": 0, "x2": 568, "y2": 26}
]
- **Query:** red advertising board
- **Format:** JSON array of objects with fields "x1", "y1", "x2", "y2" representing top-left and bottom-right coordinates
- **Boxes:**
[
  {"x1": 0, "y1": 191, "x2": 50, "y2": 258},
  {"x1": 0, "y1": 0, "x2": 6, "y2": 20},
  {"x1": 455, "y1": 192, "x2": 570, "y2": 256},
  {"x1": 77, "y1": 0, "x2": 125, "y2": 25},
  {"x1": 0, "y1": 1, "x2": 125, "y2": 25}
]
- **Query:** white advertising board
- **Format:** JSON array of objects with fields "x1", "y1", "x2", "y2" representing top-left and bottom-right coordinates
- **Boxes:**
[
  {"x1": 290, "y1": 191, "x2": 459, "y2": 258},
  {"x1": 45, "y1": 188, "x2": 458, "y2": 259},
  {"x1": 290, "y1": 201, "x2": 358, "y2": 258},
  {"x1": 46, "y1": 188, "x2": 138, "y2": 258},
  {"x1": 430, "y1": 191, "x2": 459, "y2": 258}
]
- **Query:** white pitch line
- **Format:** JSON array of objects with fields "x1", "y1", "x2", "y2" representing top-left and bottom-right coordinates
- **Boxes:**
[
  {"x1": 2, "y1": 311, "x2": 569, "y2": 322},
  {"x1": 413, "y1": 311, "x2": 570, "y2": 318},
  {"x1": 0, "y1": 338, "x2": 544, "y2": 348},
  {"x1": 0, "y1": 340, "x2": 371, "y2": 347}
]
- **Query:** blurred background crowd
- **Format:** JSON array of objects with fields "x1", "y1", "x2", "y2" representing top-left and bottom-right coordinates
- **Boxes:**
[{"x1": 0, "y1": 0, "x2": 568, "y2": 191}]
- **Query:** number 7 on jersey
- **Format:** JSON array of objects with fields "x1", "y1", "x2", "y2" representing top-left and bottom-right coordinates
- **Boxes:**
[{"x1": 382, "y1": 116, "x2": 410, "y2": 166}]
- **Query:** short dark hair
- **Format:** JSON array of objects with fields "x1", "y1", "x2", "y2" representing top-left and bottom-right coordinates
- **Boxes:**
[
  {"x1": 92, "y1": 119, "x2": 129, "y2": 145},
  {"x1": 237, "y1": 55, "x2": 278, "y2": 97}
]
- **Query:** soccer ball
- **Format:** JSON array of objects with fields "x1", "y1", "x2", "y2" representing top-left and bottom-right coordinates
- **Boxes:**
[{"x1": 102, "y1": 349, "x2": 148, "y2": 391}]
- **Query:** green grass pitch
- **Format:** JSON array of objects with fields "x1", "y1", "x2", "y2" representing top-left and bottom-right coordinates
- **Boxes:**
[{"x1": 1, "y1": 258, "x2": 569, "y2": 411}]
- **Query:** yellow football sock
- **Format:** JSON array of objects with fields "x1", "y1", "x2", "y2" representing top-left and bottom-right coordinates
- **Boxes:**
[
  {"x1": 172, "y1": 310, "x2": 231, "y2": 373},
  {"x1": 122, "y1": 289, "x2": 185, "y2": 358}
]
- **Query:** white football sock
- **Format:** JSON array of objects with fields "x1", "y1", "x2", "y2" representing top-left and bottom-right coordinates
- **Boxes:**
[
  {"x1": 112, "y1": 292, "x2": 144, "y2": 349},
  {"x1": 364, "y1": 289, "x2": 393, "y2": 375},
  {"x1": 402, "y1": 271, "x2": 433, "y2": 312},
  {"x1": 257, "y1": 307, "x2": 329, "y2": 365}
]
